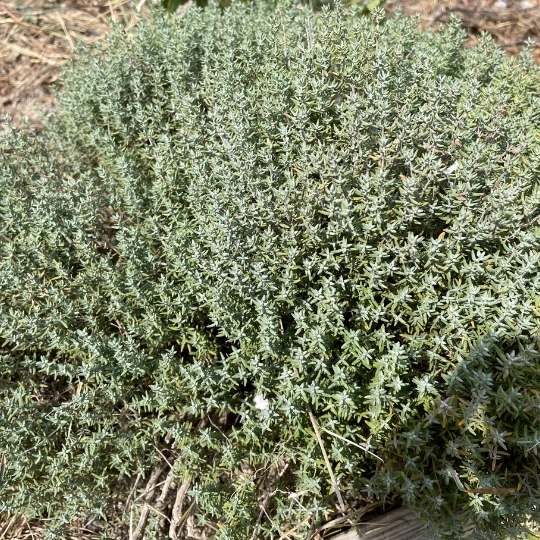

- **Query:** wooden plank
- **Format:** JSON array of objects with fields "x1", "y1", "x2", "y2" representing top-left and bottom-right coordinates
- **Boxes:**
[{"x1": 331, "y1": 507, "x2": 428, "y2": 540}]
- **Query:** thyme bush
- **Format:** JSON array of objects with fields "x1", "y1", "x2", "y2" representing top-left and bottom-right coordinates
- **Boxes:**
[{"x1": 1, "y1": 3, "x2": 539, "y2": 538}]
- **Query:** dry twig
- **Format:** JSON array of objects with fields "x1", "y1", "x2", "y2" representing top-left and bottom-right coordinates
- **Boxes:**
[
  {"x1": 130, "y1": 462, "x2": 167, "y2": 540},
  {"x1": 169, "y1": 477, "x2": 191, "y2": 539},
  {"x1": 308, "y1": 410, "x2": 347, "y2": 515}
]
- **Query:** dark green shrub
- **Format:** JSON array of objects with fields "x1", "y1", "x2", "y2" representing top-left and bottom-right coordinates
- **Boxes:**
[{"x1": 0, "y1": 3, "x2": 539, "y2": 538}]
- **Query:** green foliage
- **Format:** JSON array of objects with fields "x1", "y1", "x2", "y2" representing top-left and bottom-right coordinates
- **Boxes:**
[
  {"x1": 162, "y1": 0, "x2": 184, "y2": 13},
  {"x1": 0, "y1": 3, "x2": 539, "y2": 538},
  {"x1": 161, "y1": 0, "x2": 385, "y2": 13},
  {"x1": 350, "y1": 0, "x2": 384, "y2": 13},
  {"x1": 372, "y1": 337, "x2": 540, "y2": 539}
]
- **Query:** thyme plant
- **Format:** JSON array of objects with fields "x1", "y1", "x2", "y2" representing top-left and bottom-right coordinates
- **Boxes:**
[{"x1": 0, "y1": 3, "x2": 538, "y2": 538}]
